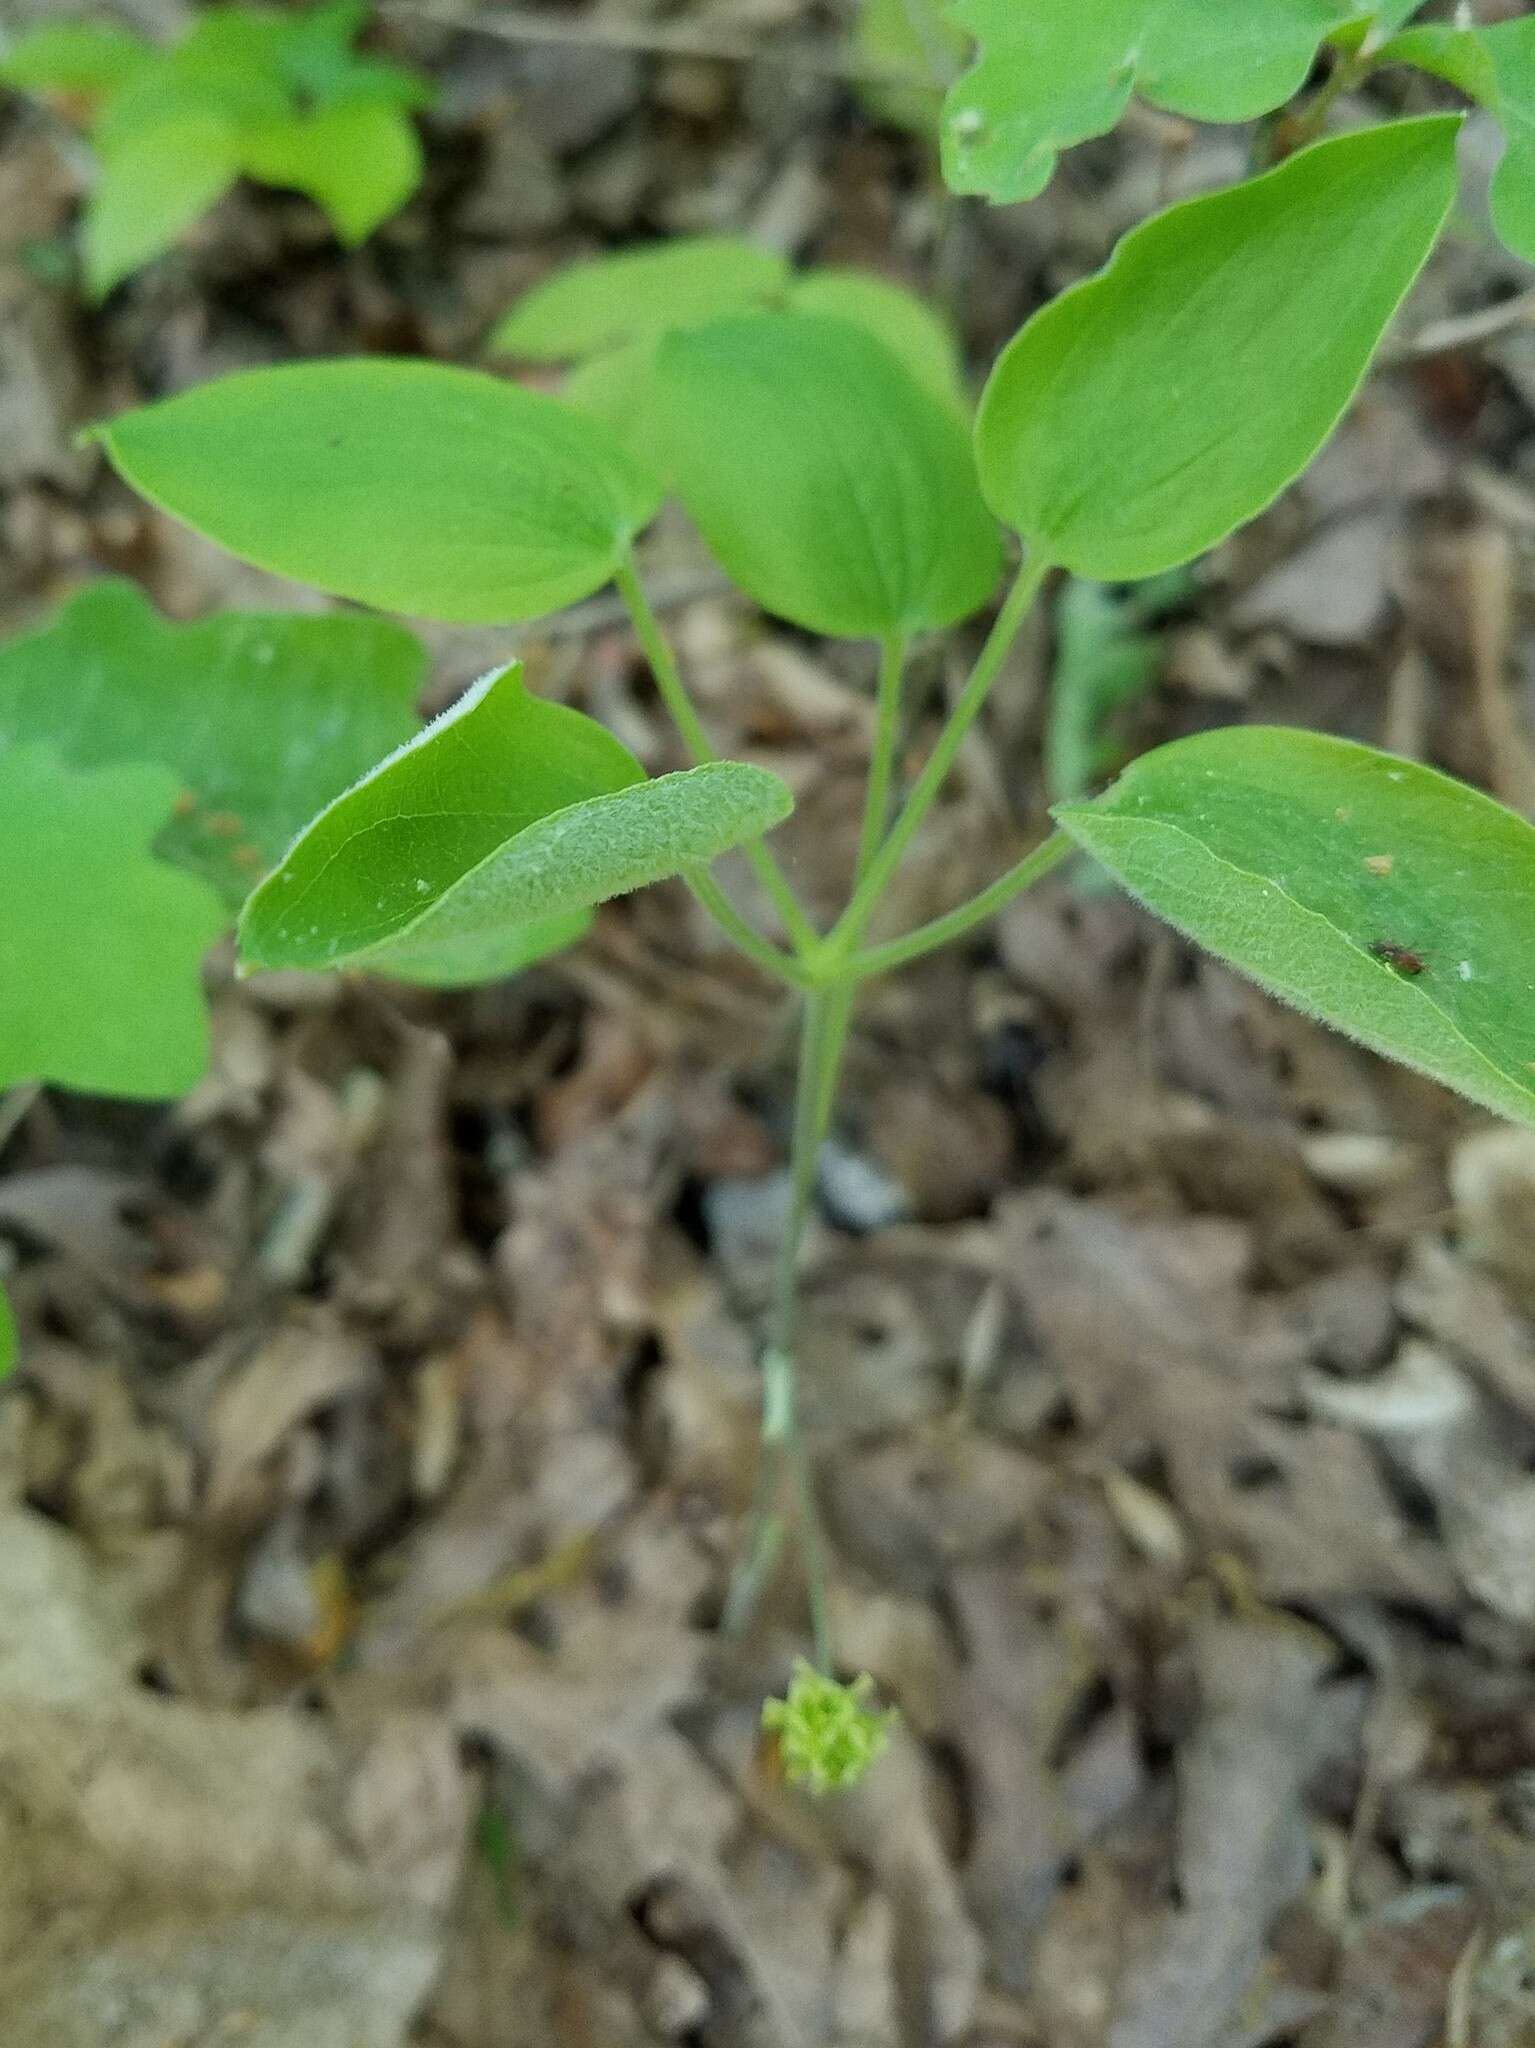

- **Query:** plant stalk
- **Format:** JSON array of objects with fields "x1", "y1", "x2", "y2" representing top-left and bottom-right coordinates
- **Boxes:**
[
  {"x1": 827, "y1": 554, "x2": 1051, "y2": 959},
  {"x1": 847, "y1": 829, "x2": 1072, "y2": 980},
  {"x1": 614, "y1": 556, "x2": 821, "y2": 954}
]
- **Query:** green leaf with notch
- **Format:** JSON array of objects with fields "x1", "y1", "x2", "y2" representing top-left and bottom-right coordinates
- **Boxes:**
[
  {"x1": 941, "y1": 0, "x2": 1415, "y2": 203},
  {"x1": 976, "y1": 118, "x2": 1458, "y2": 582},
  {"x1": 0, "y1": 746, "x2": 225, "y2": 1098},
  {"x1": 1055, "y1": 725, "x2": 1535, "y2": 1127},
  {"x1": 238, "y1": 662, "x2": 793, "y2": 982},
  {"x1": 658, "y1": 312, "x2": 1000, "y2": 637},
  {"x1": 240, "y1": 99, "x2": 423, "y2": 243},
  {"x1": 93, "y1": 359, "x2": 663, "y2": 623},
  {"x1": 489, "y1": 237, "x2": 789, "y2": 361},
  {"x1": 84, "y1": 113, "x2": 241, "y2": 297},
  {"x1": 0, "y1": 581, "x2": 423, "y2": 905}
]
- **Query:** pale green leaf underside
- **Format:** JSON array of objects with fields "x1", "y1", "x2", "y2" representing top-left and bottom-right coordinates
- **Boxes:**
[
  {"x1": 976, "y1": 118, "x2": 1459, "y2": 580},
  {"x1": 238, "y1": 661, "x2": 793, "y2": 984},
  {"x1": 0, "y1": 580, "x2": 423, "y2": 906},
  {"x1": 94, "y1": 359, "x2": 663, "y2": 624},
  {"x1": 1056, "y1": 726, "x2": 1535, "y2": 1127},
  {"x1": 490, "y1": 237, "x2": 790, "y2": 359},
  {"x1": 0, "y1": 746, "x2": 225, "y2": 1099},
  {"x1": 0, "y1": 1282, "x2": 14, "y2": 1381},
  {"x1": 659, "y1": 311, "x2": 999, "y2": 638},
  {"x1": 942, "y1": 0, "x2": 1403, "y2": 203},
  {"x1": 306, "y1": 763, "x2": 795, "y2": 982}
]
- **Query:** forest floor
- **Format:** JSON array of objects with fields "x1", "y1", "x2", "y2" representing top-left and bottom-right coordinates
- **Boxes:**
[{"x1": 7, "y1": 3, "x2": 1535, "y2": 2044}]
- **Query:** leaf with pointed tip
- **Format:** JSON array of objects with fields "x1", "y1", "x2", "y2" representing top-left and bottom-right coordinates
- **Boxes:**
[
  {"x1": 1056, "y1": 726, "x2": 1535, "y2": 1127},
  {"x1": 976, "y1": 119, "x2": 1459, "y2": 581},
  {"x1": 489, "y1": 237, "x2": 788, "y2": 360},
  {"x1": 0, "y1": 747, "x2": 225, "y2": 1098},
  {"x1": 93, "y1": 359, "x2": 663, "y2": 623},
  {"x1": 659, "y1": 312, "x2": 1000, "y2": 637},
  {"x1": 942, "y1": 0, "x2": 1407, "y2": 203},
  {"x1": 238, "y1": 663, "x2": 793, "y2": 983},
  {"x1": 0, "y1": 581, "x2": 423, "y2": 906},
  {"x1": 84, "y1": 113, "x2": 241, "y2": 297},
  {"x1": 240, "y1": 100, "x2": 423, "y2": 243}
]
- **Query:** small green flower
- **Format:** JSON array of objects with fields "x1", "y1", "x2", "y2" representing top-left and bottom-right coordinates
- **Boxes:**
[{"x1": 761, "y1": 1661, "x2": 896, "y2": 1794}]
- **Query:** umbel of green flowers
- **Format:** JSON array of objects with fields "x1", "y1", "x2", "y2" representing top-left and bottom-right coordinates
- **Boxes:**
[{"x1": 762, "y1": 1662, "x2": 897, "y2": 1794}]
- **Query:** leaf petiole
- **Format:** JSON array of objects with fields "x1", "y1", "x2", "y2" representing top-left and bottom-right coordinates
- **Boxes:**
[{"x1": 845, "y1": 829, "x2": 1073, "y2": 980}]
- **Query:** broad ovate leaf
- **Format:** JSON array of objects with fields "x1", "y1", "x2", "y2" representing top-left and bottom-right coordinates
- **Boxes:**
[
  {"x1": 976, "y1": 118, "x2": 1458, "y2": 581},
  {"x1": 0, "y1": 581, "x2": 423, "y2": 904},
  {"x1": 239, "y1": 100, "x2": 423, "y2": 243},
  {"x1": 785, "y1": 269, "x2": 966, "y2": 411},
  {"x1": 942, "y1": 0, "x2": 1410, "y2": 203},
  {"x1": 94, "y1": 359, "x2": 663, "y2": 623},
  {"x1": 0, "y1": 746, "x2": 225, "y2": 1098},
  {"x1": 489, "y1": 237, "x2": 789, "y2": 360},
  {"x1": 658, "y1": 312, "x2": 1000, "y2": 638},
  {"x1": 84, "y1": 113, "x2": 241, "y2": 296},
  {"x1": 239, "y1": 663, "x2": 793, "y2": 983},
  {"x1": 1056, "y1": 726, "x2": 1535, "y2": 1127}
]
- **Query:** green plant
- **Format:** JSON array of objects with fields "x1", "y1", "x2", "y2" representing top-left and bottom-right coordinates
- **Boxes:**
[
  {"x1": 0, "y1": 0, "x2": 431, "y2": 296},
  {"x1": 68, "y1": 110, "x2": 1535, "y2": 1789},
  {"x1": 0, "y1": 582, "x2": 427, "y2": 1094},
  {"x1": 487, "y1": 238, "x2": 967, "y2": 471}
]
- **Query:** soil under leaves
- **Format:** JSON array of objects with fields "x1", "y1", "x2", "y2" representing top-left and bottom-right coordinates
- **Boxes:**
[{"x1": 7, "y1": 3, "x2": 1535, "y2": 2043}]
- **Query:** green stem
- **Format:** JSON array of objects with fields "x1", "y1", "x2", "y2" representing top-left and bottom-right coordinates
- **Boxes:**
[
  {"x1": 855, "y1": 632, "x2": 909, "y2": 887},
  {"x1": 614, "y1": 555, "x2": 821, "y2": 955},
  {"x1": 847, "y1": 830, "x2": 1073, "y2": 981},
  {"x1": 723, "y1": 982, "x2": 853, "y2": 1666},
  {"x1": 685, "y1": 868, "x2": 816, "y2": 989},
  {"x1": 826, "y1": 555, "x2": 1051, "y2": 960}
]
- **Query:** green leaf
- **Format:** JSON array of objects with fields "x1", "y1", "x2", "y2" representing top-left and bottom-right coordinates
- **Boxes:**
[
  {"x1": 0, "y1": 581, "x2": 423, "y2": 906},
  {"x1": 0, "y1": 1281, "x2": 14, "y2": 1382},
  {"x1": 562, "y1": 341, "x2": 673, "y2": 475},
  {"x1": 240, "y1": 99, "x2": 423, "y2": 242},
  {"x1": 785, "y1": 268, "x2": 966, "y2": 411},
  {"x1": 93, "y1": 359, "x2": 663, "y2": 624},
  {"x1": 0, "y1": 747, "x2": 225, "y2": 1098},
  {"x1": 238, "y1": 663, "x2": 793, "y2": 982},
  {"x1": 1055, "y1": 726, "x2": 1535, "y2": 1128},
  {"x1": 0, "y1": 22, "x2": 151, "y2": 98},
  {"x1": 976, "y1": 119, "x2": 1459, "y2": 582},
  {"x1": 942, "y1": 0, "x2": 1387, "y2": 203},
  {"x1": 84, "y1": 113, "x2": 241, "y2": 296},
  {"x1": 1385, "y1": 20, "x2": 1535, "y2": 266},
  {"x1": 488, "y1": 237, "x2": 789, "y2": 361},
  {"x1": 658, "y1": 312, "x2": 1000, "y2": 638}
]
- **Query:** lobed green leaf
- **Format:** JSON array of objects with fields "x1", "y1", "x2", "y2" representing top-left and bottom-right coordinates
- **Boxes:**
[
  {"x1": 239, "y1": 99, "x2": 423, "y2": 244},
  {"x1": 238, "y1": 663, "x2": 794, "y2": 984},
  {"x1": 976, "y1": 119, "x2": 1459, "y2": 581},
  {"x1": 0, "y1": 747, "x2": 225, "y2": 1098},
  {"x1": 941, "y1": 0, "x2": 1417, "y2": 204},
  {"x1": 658, "y1": 312, "x2": 999, "y2": 638},
  {"x1": 1056, "y1": 726, "x2": 1535, "y2": 1128},
  {"x1": 0, "y1": 581, "x2": 423, "y2": 906},
  {"x1": 94, "y1": 359, "x2": 663, "y2": 624}
]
